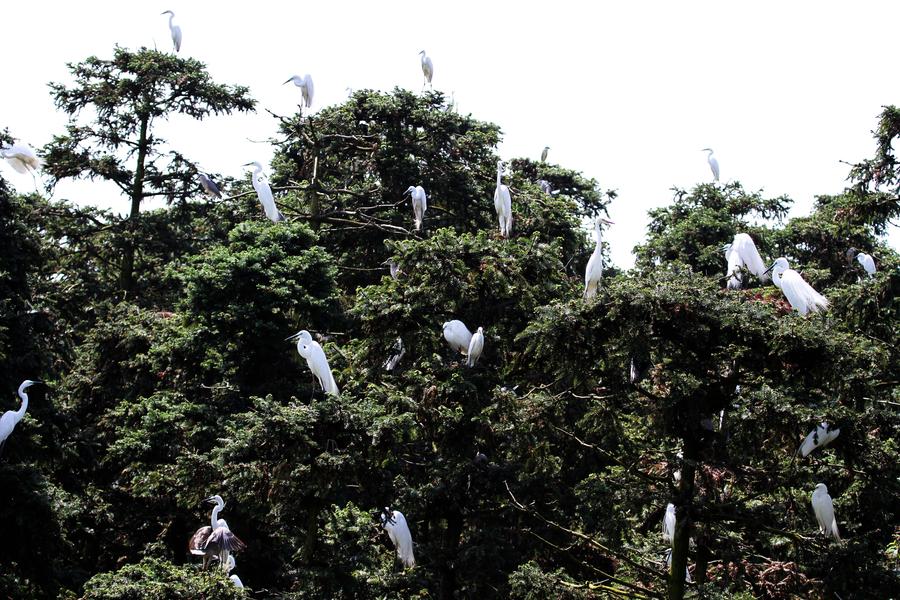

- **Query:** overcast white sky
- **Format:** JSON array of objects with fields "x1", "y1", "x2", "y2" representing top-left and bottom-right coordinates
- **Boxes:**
[{"x1": 3, "y1": 1, "x2": 898, "y2": 267}]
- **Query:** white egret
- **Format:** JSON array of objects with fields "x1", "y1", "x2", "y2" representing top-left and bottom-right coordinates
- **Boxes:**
[
  {"x1": 404, "y1": 185, "x2": 427, "y2": 231},
  {"x1": 243, "y1": 162, "x2": 284, "y2": 223},
  {"x1": 287, "y1": 330, "x2": 340, "y2": 396},
  {"x1": 383, "y1": 337, "x2": 405, "y2": 371},
  {"x1": 188, "y1": 495, "x2": 247, "y2": 570},
  {"x1": 856, "y1": 252, "x2": 876, "y2": 277},
  {"x1": 664, "y1": 549, "x2": 692, "y2": 583},
  {"x1": 284, "y1": 74, "x2": 314, "y2": 109},
  {"x1": 662, "y1": 503, "x2": 676, "y2": 543},
  {"x1": 381, "y1": 508, "x2": 415, "y2": 568},
  {"x1": 584, "y1": 217, "x2": 614, "y2": 299},
  {"x1": 1, "y1": 142, "x2": 42, "y2": 174},
  {"x1": 702, "y1": 148, "x2": 719, "y2": 182},
  {"x1": 467, "y1": 327, "x2": 485, "y2": 367},
  {"x1": 198, "y1": 173, "x2": 222, "y2": 199},
  {"x1": 419, "y1": 51, "x2": 433, "y2": 88},
  {"x1": 0, "y1": 380, "x2": 39, "y2": 455},
  {"x1": 768, "y1": 258, "x2": 829, "y2": 315},
  {"x1": 443, "y1": 320, "x2": 473, "y2": 355},
  {"x1": 541, "y1": 146, "x2": 550, "y2": 162},
  {"x1": 225, "y1": 555, "x2": 244, "y2": 588},
  {"x1": 494, "y1": 160, "x2": 513, "y2": 238},
  {"x1": 723, "y1": 233, "x2": 769, "y2": 290},
  {"x1": 799, "y1": 422, "x2": 840, "y2": 458},
  {"x1": 161, "y1": 11, "x2": 182, "y2": 52},
  {"x1": 811, "y1": 483, "x2": 840, "y2": 542}
]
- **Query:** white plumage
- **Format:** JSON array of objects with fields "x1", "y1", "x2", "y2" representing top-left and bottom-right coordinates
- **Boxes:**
[
  {"x1": 1, "y1": 142, "x2": 42, "y2": 174},
  {"x1": 284, "y1": 74, "x2": 314, "y2": 108},
  {"x1": 419, "y1": 51, "x2": 433, "y2": 87},
  {"x1": 811, "y1": 483, "x2": 840, "y2": 542},
  {"x1": 856, "y1": 252, "x2": 876, "y2": 277},
  {"x1": 703, "y1": 148, "x2": 719, "y2": 181},
  {"x1": 467, "y1": 327, "x2": 485, "y2": 367},
  {"x1": 799, "y1": 422, "x2": 840, "y2": 458},
  {"x1": 494, "y1": 160, "x2": 513, "y2": 238},
  {"x1": 662, "y1": 503, "x2": 676, "y2": 543},
  {"x1": 541, "y1": 146, "x2": 550, "y2": 162},
  {"x1": 770, "y1": 257, "x2": 829, "y2": 315},
  {"x1": 244, "y1": 161, "x2": 284, "y2": 223},
  {"x1": 404, "y1": 185, "x2": 427, "y2": 231},
  {"x1": 225, "y1": 555, "x2": 244, "y2": 588},
  {"x1": 443, "y1": 320, "x2": 473, "y2": 355},
  {"x1": 0, "y1": 380, "x2": 38, "y2": 453},
  {"x1": 288, "y1": 330, "x2": 340, "y2": 396},
  {"x1": 723, "y1": 233, "x2": 769, "y2": 290},
  {"x1": 382, "y1": 508, "x2": 415, "y2": 568},
  {"x1": 161, "y1": 11, "x2": 182, "y2": 52},
  {"x1": 584, "y1": 218, "x2": 613, "y2": 299}
]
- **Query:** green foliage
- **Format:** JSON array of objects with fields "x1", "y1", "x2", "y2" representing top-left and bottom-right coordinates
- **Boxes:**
[{"x1": 81, "y1": 557, "x2": 244, "y2": 599}]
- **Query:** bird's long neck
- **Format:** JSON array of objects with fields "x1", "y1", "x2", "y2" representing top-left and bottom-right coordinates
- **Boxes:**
[
  {"x1": 168, "y1": 13, "x2": 175, "y2": 26},
  {"x1": 210, "y1": 503, "x2": 222, "y2": 529},
  {"x1": 496, "y1": 164, "x2": 502, "y2": 188},
  {"x1": 15, "y1": 390, "x2": 28, "y2": 420},
  {"x1": 594, "y1": 227, "x2": 603, "y2": 253}
]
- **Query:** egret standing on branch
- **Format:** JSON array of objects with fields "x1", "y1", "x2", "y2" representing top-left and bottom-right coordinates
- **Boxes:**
[
  {"x1": 702, "y1": 148, "x2": 719, "y2": 182},
  {"x1": 541, "y1": 146, "x2": 550, "y2": 162},
  {"x1": 287, "y1": 330, "x2": 340, "y2": 396},
  {"x1": 419, "y1": 51, "x2": 433, "y2": 89},
  {"x1": 723, "y1": 233, "x2": 769, "y2": 290},
  {"x1": 381, "y1": 508, "x2": 415, "y2": 568},
  {"x1": 584, "y1": 217, "x2": 614, "y2": 299},
  {"x1": 160, "y1": 11, "x2": 182, "y2": 52},
  {"x1": 811, "y1": 483, "x2": 841, "y2": 542},
  {"x1": 846, "y1": 248, "x2": 876, "y2": 277},
  {"x1": 443, "y1": 320, "x2": 473, "y2": 355},
  {"x1": 494, "y1": 160, "x2": 513, "y2": 238},
  {"x1": 1, "y1": 380, "x2": 40, "y2": 456},
  {"x1": 198, "y1": 173, "x2": 222, "y2": 199},
  {"x1": 799, "y1": 422, "x2": 840, "y2": 457},
  {"x1": 243, "y1": 162, "x2": 284, "y2": 223},
  {"x1": 225, "y1": 555, "x2": 244, "y2": 588},
  {"x1": 404, "y1": 185, "x2": 427, "y2": 231},
  {"x1": 284, "y1": 74, "x2": 314, "y2": 109},
  {"x1": 467, "y1": 327, "x2": 485, "y2": 367},
  {"x1": 768, "y1": 257, "x2": 829, "y2": 315},
  {"x1": 188, "y1": 495, "x2": 247, "y2": 570}
]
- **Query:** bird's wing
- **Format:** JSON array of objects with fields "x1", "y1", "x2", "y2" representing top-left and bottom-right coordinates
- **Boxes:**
[
  {"x1": 188, "y1": 526, "x2": 213, "y2": 554},
  {"x1": 733, "y1": 234, "x2": 768, "y2": 280},
  {"x1": 799, "y1": 429, "x2": 818, "y2": 457},
  {"x1": 467, "y1": 332, "x2": 484, "y2": 362},
  {"x1": 813, "y1": 492, "x2": 839, "y2": 539},
  {"x1": 253, "y1": 177, "x2": 280, "y2": 222},
  {"x1": 709, "y1": 157, "x2": 720, "y2": 180},
  {"x1": 205, "y1": 527, "x2": 247, "y2": 553},
  {"x1": 4, "y1": 156, "x2": 29, "y2": 174},
  {"x1": 392, "y1": 513, "x2": 415, "y2": 567},
  {"x1": 662, "y1": 506, "x2": 676, "y2": 542},
  {"x1": 305, "y1": 76, "x2": 314, "y2": 107},
  {"x1": 173, "y1": 26, "x2": 182, "y2": 51},
  {"x1": 781, "y1": 271, "x2": 829, "y2": 315}
]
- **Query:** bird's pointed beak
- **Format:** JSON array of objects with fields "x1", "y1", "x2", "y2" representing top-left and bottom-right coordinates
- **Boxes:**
[
  {"x1": 203, "y1": 496, "x2": 215, "y2": 503},
  {"x1": 285, "y1": 332, "x2": 301, "y2": 342},
  {"x1": 763, "y1": 263, "x2": 775, "y2": 275},
  {"x1": 283, "y1": 78, "x2": 292, "y2": 85}
]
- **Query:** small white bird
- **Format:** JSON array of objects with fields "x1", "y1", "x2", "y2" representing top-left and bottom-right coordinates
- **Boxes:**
[
  {"x1": 188, "y1": 495, "x2": 247, "y2": 570},
  {"x1": 404, "y1": 185, "x2": 427, "y2": 231},
  {"x1": 467, "y1": 327, "x2": 485, "y2": 367},
  {"x1": 443, "y1": 320, "x2": 473, "y2": 355},
  {"x1": 419, "y1": 51, "x2": 433, "y2": 88},
  {"x1": 769, "y1": 257, "x2": 829, "y2": 315},
  {"x1": 287, "y1": 330, "x2": 340, "y2": 396},
  {"x1": 243, "y1": 162, "x2": 284, "y2": 223},
  {"x1": 662, "y1": 503, "x2": 676, "y2": 543},
  {"x1": 1, "y1": 142, "x2": 42, "y2": 174},
  {"x1": 284, "y1": 74, "x2": 315, "y2": 109},
  {"x1": 225, "y1": 555, "x2": 244, "y2": 588},
  {"x1": 161, "y1": 11, "x2": 182, "y2": 52},
  {"x1": 541, "y1": 146, "x2": 550, "y2": 162},
  {"x1": 381, "y1": 508, "x2": 415, "y2": 568},
  {"x1": 198, "y1": 173, "x2": 222, "y2": 199},
  {"x1": 494, "y1": 160, "x2": 513, "y2": 238},
  {"x1": 856, "y1": 252, "x2": 876, "y2": 277},
  {"x1": 799, "y1": 422, "x2": 840, "y2": 458},
  {"x1": 584, "y1": 217, "x2": 614, "y2": 299},
  {"x1": 723, "y1": 233, "x2": 769, "y2": 290},
  {"x1": 0, "y1": 380, "x2": 39, "y2": 455},
  {"x1": 811, "y1": 483, "x2": 840, "y2": 542},
  {"x1": 702, "y1": 148, "x2": 719, "y2": 182}
]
